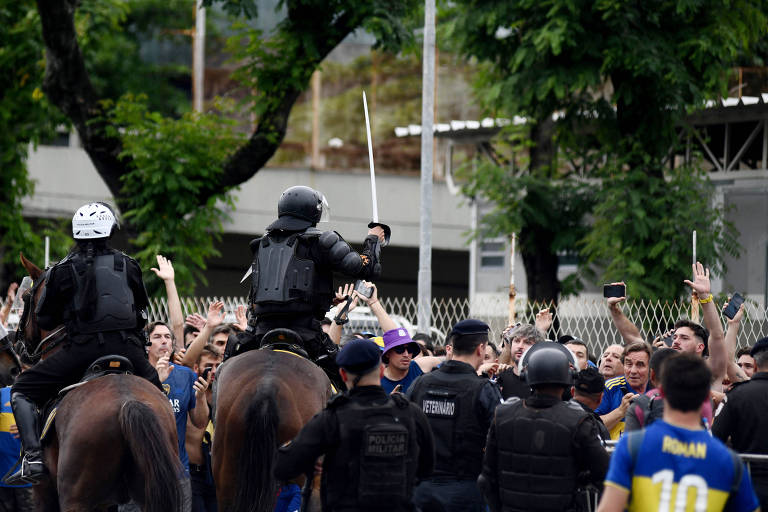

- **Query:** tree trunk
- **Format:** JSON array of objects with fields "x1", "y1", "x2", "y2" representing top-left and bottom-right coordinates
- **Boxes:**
[{"x1": 520, "y1": 117, "x2": 560, "y2": 304}]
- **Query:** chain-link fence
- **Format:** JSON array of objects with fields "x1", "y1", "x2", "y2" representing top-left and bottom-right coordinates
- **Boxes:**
[{"x1": 146, "y1": 296, "x2": 768, "y2": 355}]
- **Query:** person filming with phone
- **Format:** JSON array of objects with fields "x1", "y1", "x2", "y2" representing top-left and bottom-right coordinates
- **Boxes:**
[{"x1": 605, "y1": 263, "x2": 729, "y2": 390}]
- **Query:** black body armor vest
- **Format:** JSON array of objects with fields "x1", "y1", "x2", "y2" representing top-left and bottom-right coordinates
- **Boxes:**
[
  {"x1": 69, "y1": 252, "x2": 138, "y2": 334},
  {"x1": 251, "y1": 230, "x2": 332, "y2": 317},
  {"x1": 324, "y1": 393, "x2": 419, "y2": 510},
  {"x1": 494, "y1": 397, "x2": 588, "y2": 512},
  {"x1": 408, "y1": 365, "x2": 488, "y2": 478}
]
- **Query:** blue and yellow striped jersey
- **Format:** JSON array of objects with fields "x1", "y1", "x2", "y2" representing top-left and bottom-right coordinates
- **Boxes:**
[
  {"x1": 0, "y1": 386, "x2": 29, "y2": 488},
  {"x1": 605, "y1": 420, "x2": 759, "y2": 512},
  {"x1": 594, "y1": 375, "x2": 644, "y2": 440}
]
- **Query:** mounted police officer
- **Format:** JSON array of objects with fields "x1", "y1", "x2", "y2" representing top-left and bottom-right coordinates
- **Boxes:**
[
  {"x1": 479, "y1": 342, "x2": 609, "y2": 512},
  {"x1": 4, "y1": 202, "x2": 162, "y2": 486},
  {"x1": 274, "y1": 339, "x2": 434, "y2": 512},
  {"x1": 407, "y1": 319, "x2": 502, "y2": 512},
  {"x1": 229, "y1": 186, "x2": 385, "y2": 384}
]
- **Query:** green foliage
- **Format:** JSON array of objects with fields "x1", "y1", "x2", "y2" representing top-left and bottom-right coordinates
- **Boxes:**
[
  {"x1": 75, "y1": 0, "x2": 196, "y2": 117},
  {"x1": 447, "y1": 0, "x2": 766, "y2": 300},
  {"x1": 582, "y1": 157, "x2": 740, "y2": 300},
  {"x1": 104, "y1": 94, "x2": 245, "y2": 295},
  {"x1": 0, "y1": 2, "x2": 70, "y2": 278}
]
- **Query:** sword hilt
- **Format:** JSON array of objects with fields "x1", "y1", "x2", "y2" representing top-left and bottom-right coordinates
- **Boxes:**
[{"x1": 368, "y1": 222, "x2": 391, "y2": 247}]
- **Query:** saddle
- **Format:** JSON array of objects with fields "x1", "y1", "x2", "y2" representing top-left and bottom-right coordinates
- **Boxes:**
[
  {"x1": 40, "y1": 355, "x2": 134, "y2": 441},
  {"x1": 259, "y1": 328, "x2": 310, "y2": 360}
]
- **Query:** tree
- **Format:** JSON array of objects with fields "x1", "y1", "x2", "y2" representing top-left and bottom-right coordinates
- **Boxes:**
[
  {"x1": 447, "y1": 0, "x2": 766, "y2": 300},
  {"x1": 0, "y1": 2, "x2": 72, "y2": 282},
  {"x1": 3, "y1": 0, "x2": 418, "y2": 292}
]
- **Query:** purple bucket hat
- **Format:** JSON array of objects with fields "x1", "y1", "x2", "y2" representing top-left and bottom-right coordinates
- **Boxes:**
[{"x1": 382, "y1": 328, "x2": 415, "y2": 354}]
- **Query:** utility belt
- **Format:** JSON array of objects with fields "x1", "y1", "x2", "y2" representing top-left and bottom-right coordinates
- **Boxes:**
[{"x1": 66, "y1": 330, "x2": 144, "y2": 348}]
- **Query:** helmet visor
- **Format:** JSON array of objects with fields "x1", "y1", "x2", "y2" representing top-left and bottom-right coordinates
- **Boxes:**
[{"x1": 319, "y1": 194, "x2": 330, "y2": 223}]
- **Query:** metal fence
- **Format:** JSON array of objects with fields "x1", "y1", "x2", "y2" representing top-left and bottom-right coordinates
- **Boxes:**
[{"x1": 146, "y1": 295, "x2": 768, "y2": 355}]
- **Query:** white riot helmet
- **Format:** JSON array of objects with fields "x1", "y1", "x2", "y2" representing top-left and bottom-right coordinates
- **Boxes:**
[{"x1": 72, "y1": 202, "x2": 120, "y2": 240}]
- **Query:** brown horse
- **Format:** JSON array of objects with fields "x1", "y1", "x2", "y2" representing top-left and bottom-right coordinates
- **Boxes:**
[
  {"x1": 17, "y1": 254, "x2": 183, "y2": 512},
  {"x1": 213, "y1": 348, "x2": 333, "y2": 512},
  {"x1": 0, "y1": 334, "x2": 22, "y2": 387}
]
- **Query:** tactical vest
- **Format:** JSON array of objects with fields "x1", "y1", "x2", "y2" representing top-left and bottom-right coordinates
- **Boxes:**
[
  {"x1": 409, "y1": 365, "x2": 488, "y2": 478},
  {"x1": 493, "y1": 397, "x2": 587, "y2": 512},
  {"x1": 69, "y1": 252, "x2": 138, "y2": 334},
  {"x1": 324, "y1": 394, "x2": 419, "y2": 510},
  {"x1": 251, "y1": 231, "x2": 331, "y2": 317}
]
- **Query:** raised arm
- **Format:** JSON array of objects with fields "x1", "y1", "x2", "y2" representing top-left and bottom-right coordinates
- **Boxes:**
[
  {"x1": 606, "y1": 284, "x2": 644, "y2": 345},
  {"x1": 723, "y1": 301, "x2": 749, "y2": 384},
  {"x1": 0, "y1": 283, "x2": 17, "y2": 328},
  {"x1": 328, "y1": 283, "x2": 358, "y2": 345},
  {"x1": 151, "y1": 255, "x2": 184, "y2": 350},
  {"x1": 355, "y1": 282, "x2": 397, "y2": 332},
  {"x1": 684, "y1": 262, "x2": 726, "y2": 383},
  {"x1": 180, "y1": 301, "x2": 224, "y2": 368}
]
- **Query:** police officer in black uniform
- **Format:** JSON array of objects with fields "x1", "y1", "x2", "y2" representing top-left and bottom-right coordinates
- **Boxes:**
[
  {"x1": 572, "y1": 367, "x2": 611, "y2": 443},
  {"x1": 274, "y1": 338, "x2": 434, "y2": 512},
  {"x1": 4, "y1": 203, "x2": 162, "y2": 485},
  {"x1": 713, "y1": 336, "x2": 768, "y2": 509},
  {"x1": 479, "y1": 342, "x2": 609, "y2": 512},
  {"x1": 229, "y1": 186, "x2": 384, "y2": 385},
  {"x1": 408, "y1": 319, "x2": 502, "y2": 512}
]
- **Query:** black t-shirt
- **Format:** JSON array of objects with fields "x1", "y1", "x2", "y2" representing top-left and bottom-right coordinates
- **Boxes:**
[{"x1": 496, "y1": 368, "x2": 531, "y2": 400}]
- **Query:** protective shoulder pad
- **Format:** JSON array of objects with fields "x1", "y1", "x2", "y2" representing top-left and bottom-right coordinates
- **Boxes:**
[
  {"x1": 318, "y1": 230, "x2": 341, "y2": 251},
  {"x1": 249, "y1": 237, "x2": 263, "y2": 254},
  {"x1": 326, "y1": 392, "x2": 350, "y2": 409},
  {"x1": 302, "y1": 227, "x2": 323, "y2": 238}
]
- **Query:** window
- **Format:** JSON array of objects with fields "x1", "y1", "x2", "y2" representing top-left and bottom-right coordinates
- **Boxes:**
[{"x1": 480, "y1": 238, "x2": 506, "y2": 268}]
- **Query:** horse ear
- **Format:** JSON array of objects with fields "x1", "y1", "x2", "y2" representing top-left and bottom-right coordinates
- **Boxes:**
[{"x1": 19, "y1": 253, "x2": 43, "y2": 281}]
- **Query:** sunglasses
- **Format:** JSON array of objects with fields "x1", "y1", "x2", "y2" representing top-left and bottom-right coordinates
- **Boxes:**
[{"x1": 391, "y1": 343, "x2": 420, "y2": 356}]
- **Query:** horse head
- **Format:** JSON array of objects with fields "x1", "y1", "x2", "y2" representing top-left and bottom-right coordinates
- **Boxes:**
[{"x1": 17, "y1": 253, "x2": 61, "y2": 362}]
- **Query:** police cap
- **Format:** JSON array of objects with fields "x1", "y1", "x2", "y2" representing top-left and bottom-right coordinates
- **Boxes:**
[
  {"x1": 449, "y1": 319, "x2": 489, "y2": 352},
  {"x1": 751, "y1": 336, "x2": 768, "y2": 357},
  {"x1": 336, "y1": 339, "x2": 382, "y2": 374}
]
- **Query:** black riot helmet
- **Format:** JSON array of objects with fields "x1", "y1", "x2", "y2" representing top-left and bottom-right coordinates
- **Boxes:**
[
  {"x1": 268, "y1": 186, "x2": 329, "y2": 231},
  {"x1": 520, "y1": 342, "x2": 577, "y2": 388}
]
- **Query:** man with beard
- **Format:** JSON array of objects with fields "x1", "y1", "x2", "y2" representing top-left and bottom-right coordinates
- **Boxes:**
[{"x1": 496, "y1": 324, "x2": 544, "y2": 400}]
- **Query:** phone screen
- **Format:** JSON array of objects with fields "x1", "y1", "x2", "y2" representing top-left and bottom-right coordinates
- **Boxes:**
[
  {"x1": 723, "y1": 293, "x2": 745, "y2": 320},
  {"x1": 603, "y1": 284, "x2": 626, "y2": 298}
]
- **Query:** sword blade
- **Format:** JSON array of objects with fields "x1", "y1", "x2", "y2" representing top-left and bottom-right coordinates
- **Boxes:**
[{"x1": 363, "y1": 91, "x2": 379, "y2": 223}]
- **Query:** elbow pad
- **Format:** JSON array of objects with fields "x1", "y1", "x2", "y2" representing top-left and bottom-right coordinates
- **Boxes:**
[{"x1": 340, "y1": 252, "x2": 363, "y2": 274}]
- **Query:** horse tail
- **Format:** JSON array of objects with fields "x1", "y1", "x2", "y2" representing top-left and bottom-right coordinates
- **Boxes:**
[
  {"x1": 119, "y1": 399, "x2": 183, "y2": 512},
  {"x1": 232, "y1": 386, "x2": 279, "y2": 512}
]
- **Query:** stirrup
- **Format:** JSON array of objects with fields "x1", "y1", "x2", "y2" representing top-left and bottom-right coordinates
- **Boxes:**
[{"x1": 3, "y1": 453, "x2": 46, "y2": 485}]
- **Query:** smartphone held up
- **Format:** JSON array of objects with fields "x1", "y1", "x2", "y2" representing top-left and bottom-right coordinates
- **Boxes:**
[{"x1": 603, "y1": 283, "x2": 626, "y2": 299}]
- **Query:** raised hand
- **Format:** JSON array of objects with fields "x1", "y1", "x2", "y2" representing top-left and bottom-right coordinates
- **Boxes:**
[
  {"x1": 683, "y1": 262, "x2": 711, "y2": 297},
  {"x1": 535, "y1": 309, "x2": 553, "y2": 333},
  {"x1": 606, "y1": 282, "x2": 627, "y2": 308},
  {"x1": 207, "y1": 301, "x2": 225, "y2": 328},
  {"x1": 150, "y1": 254, "x2": 175, "y2": 282},
  {"x1": 235, "y1": 304, "x2": 248, "y2": 331},
  {"x1": 193, "y1": 374, "x2": 210, "y2": 397},
  {"x1": 353, "y1": 281, "x2": 378, "y2": 305},
  {"x1": 5, "y1": 282, "x2": 18, "y2": 305},
  {"x1": 185, "y1": 313, "x2": 206, "y2": 331},
  {"x1": 723, "y1": 299, "x2": 745, "y2": 325}
]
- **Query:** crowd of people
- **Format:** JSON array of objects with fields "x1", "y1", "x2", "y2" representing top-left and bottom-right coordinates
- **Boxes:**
[{"x1": 0, "y1": 191, "x2": 767, "y2": 512}]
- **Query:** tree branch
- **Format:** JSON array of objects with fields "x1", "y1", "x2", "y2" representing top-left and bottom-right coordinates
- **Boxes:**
[{"x1": 36, "y1": 0, "x2": 130, "y2": 202}]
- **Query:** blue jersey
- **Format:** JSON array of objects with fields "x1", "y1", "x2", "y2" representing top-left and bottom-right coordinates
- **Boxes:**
[
  {"x1": 162, "y1": 365, "x2": 197, "y2": 475},
  {"x1": 594, "y1": 375, "x2": 645, "y2": 439},
  {"x1": 381, "y1": 360, "x2": 423, "y2": 395},
  {"x1": 605, "y1": 420, "x2": 759, "y2": 512},
  {"x1": 0, "y1": 387, "x2": 29, "y2": 488}
]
